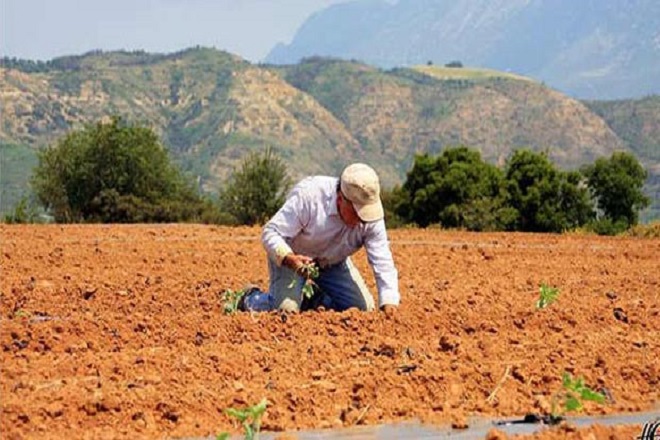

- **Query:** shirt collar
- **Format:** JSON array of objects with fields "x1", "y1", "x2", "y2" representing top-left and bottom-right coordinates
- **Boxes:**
[{"x1": 326, "y1": 179, "x2": 340, "y2": 216}]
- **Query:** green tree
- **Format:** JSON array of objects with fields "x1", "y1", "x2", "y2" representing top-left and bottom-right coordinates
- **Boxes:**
[
  {"x1": 31, "y1": 116, "x2": 205, "y2": 223},
  {"x1": 581, "y1": 152, "x2": 649, "y2": 228},
  {"x1": 398, "y1": 147, "x2": 514, "y2": 230},
  {"x1": 381, "y1": 185, "x2": 409, "y2": 228},
  {"x1": 219, "y1": 147, "x2": 292, "y2": 225},
  {"x1": 505, "y1": 150, "x2": 593, "y2": 232}
]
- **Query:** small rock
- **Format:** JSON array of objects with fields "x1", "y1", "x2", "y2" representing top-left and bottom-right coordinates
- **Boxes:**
[
  {"x1": 439, "y1": 335, "x2": 460, "y2": 353},
  {"x1": 451, "y1": 413, "x2": 468, "y2": 429},
  {"x1": 485, "y1": 428, "x2": 508, "y2": 440},
  {"x1": 613, "y1": 307, "x2": 628, "y2": 323}
]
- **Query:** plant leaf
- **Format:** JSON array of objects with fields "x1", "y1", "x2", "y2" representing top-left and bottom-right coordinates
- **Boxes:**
[
  {"x1": 565, "y1": 395, "x2": 583, "y2": 412},
  {"x1": 580, "y1": 388, "x2": 606, "y2": 403},
  {"x1": 225, "y1": 407, "x2": 248, "y2": 422}
]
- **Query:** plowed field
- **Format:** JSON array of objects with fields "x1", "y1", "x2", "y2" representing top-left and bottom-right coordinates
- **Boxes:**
[{"x1": 1, "y1": 225, "x2": 658, "y2": 439}]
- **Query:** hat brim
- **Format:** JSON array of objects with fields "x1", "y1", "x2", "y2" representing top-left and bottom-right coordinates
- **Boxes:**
[{"x1": 354, "y1": 200, "x2": 384, "y2": 222}]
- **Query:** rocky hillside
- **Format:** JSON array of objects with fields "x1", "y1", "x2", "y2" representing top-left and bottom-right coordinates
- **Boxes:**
[
  {"x1": 277, "y1": 58, "x2": 625, "y2": 185},
  {"x1": 0, "y1": 49, "x2": 359, "y2": 188},
  {"x1": 266, "y1": 0, "x2": 660, "y2": 100},
  {"x1": 0, "y1": 48, "x2": 656, "y2": 218}
]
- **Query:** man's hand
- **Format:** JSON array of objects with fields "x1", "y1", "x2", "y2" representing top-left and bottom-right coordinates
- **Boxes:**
[
  {"x1": 380, "y1": 304, "x2": 397, "y2": 316},
  {"x1": 282, "y1": 253, "x2": 315, "y2": 276}
]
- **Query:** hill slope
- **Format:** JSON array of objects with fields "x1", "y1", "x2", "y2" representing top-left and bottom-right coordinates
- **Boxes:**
[
  {"x1": 1, "y1": 49, "x2": 655, "y2": 219},
  {"x1": 277, "y1": 58, "x2": 624, "y2": 183},
  {"x1": 0, "y1": 49, "x2": 362, "y2": 193}
]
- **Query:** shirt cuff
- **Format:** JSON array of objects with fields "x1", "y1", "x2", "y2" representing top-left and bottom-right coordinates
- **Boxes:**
[
  {"x1": 378, "y1": 290, "x2": 400, "y2": 308},
  {"x1": 273, "y1": 244, "x2": 293, "y2": 266}
]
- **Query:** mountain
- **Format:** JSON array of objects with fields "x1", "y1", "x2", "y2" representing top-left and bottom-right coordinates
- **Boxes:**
[
  {"x1": 0, "y1": 48, "x2": 657, "y2": 219},
  {"x1": 0, "y1": 49, "x2": 362, "y2": 190},
  {"x1": 275, "y1": 58, "x2": 624, "y2": 184},
  {"x1": 266, "y1": 0, "x2": 660, "y2": 100}
]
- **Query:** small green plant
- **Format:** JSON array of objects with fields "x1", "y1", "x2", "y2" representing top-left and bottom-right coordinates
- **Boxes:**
[
  {"x1": 221, "y1": 289, "x2": 244, "y2": 315},
  {"x1": 217, "y1": 398, "x2": 268, "y2": 440},
  {"x1": 536, "y1": 283, "x2": 559, "y2": 309},
  {"x1": 550, "y1": 372, "x2": 605, "y2": 423},
  {"x1": 3, "y1": 197, "x2": 39, "y2": 224},
  {"x1": 288, "y1": 262, "x2": 319, "y2": 299},
  {"x1": 13, "y1": 309, "x2": 32, "y2": 319}
]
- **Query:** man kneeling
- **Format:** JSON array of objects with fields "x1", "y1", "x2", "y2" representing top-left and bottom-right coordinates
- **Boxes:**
[{"x1": 240, "y1": 163, "x2": 399, "y2": 315}]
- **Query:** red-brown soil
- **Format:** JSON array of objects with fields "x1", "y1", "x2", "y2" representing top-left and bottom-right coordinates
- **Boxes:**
[{"x1": 1, "y1": 225, "x2": 658, "y2": 439}]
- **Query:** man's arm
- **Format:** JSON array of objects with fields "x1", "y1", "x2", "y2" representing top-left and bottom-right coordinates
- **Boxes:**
[
  {"x1": 363, "y1": 221, "x2": 400, "y2": 309},
  {"x1": 262, "y1": 189, "x2": 310, "y2": 266}
]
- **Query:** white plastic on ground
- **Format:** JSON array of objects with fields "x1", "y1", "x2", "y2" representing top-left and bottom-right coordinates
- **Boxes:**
[{"x1": 180, "y1": 408, "x2": 660, "y2": 439}]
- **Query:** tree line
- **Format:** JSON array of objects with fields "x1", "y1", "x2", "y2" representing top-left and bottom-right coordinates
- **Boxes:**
[
  {"x1": 5, "y1": 117, "x2": 650, "y2": 235},
  {"x1": 385, "y1": 147, "x2": 648, "y2": 234}
]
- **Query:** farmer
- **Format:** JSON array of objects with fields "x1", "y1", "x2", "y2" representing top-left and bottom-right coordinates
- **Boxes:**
[{"x1": 239, "y1": 163, "x2": 400, "y2": 315}]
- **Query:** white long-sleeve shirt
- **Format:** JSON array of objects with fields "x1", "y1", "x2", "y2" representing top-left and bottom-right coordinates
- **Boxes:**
[{"x1": 262, "y1": 176, "x2": 400, "y2": 307}]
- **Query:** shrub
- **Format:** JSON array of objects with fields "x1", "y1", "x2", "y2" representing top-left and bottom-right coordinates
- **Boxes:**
[
  {"x1": 505, "y1": 150, "x2": 593, "y2": 232},
  {"x1": 3, "y1": 196, "x2": 39, "y2": 224},
  {"x1": 219, "y1": 147, "x2": 291, "y2": 225},
  {"x1": 586, "y1": 218, "x2": 629, "y2": 236},
  {"x1": 398, "y1": 147, "x2": 511, "y2": 230},
  {"x1": 31, "y1": 116, "x2": 205, "y2": 223},
  {"x1": 581, "y1": 152, "x2": 649, "y2": 228},
  {"x1": 625, "y1": 221, "x2": 660, "y2": 238}
]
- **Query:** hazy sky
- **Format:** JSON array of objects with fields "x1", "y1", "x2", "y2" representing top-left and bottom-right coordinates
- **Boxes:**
[{"x1": 1, "y1": 0, "x2": 349, "y2": 62}]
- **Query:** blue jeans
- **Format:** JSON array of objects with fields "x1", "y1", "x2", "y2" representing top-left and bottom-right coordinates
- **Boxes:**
[{"x1": 244, "y1": 257, "x2": 376, "y2": 312}]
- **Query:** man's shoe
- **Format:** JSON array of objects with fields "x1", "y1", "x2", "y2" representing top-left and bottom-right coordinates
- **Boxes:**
[{"x1": 237, "y1": 285, "x2": 260, "y2": 312}]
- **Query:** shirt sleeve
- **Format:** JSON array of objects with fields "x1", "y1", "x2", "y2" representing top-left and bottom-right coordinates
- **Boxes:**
[
  {"x1": 261, "y1": 187, "x2": 310, "y2": 265},
  {"x1": 363, "y1": 221, "x2": 400, "y2": 307}
]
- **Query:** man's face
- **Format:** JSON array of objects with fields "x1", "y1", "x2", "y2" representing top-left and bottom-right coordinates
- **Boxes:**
[{"x1": 337, "y1": 191, "x2": 362, "y2": 228}]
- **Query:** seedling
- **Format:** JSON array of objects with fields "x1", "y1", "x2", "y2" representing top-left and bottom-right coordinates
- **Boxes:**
[
  {"x1": 13, "y1": 309, "x2": 32, "y2": 319},
  {"x1": 217, "y1": 398, "x2": 268, "y2": 440},
  {"x1": 288, "y1": 262, "x2": 319, "y2": 299},
  {"x1": 550, "y1": 372, "x2": 605, "y2": 423},
  {"x1": 221, "y1": 289, "x2": 244, "y2": 315},
  {"x1": 536, "y1": 283, "x2": 559, "y2": 309}
]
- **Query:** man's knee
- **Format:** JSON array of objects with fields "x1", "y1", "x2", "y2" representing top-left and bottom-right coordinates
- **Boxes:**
[{"x1": 278, "y1": 298, "x2": 301, "y2": 313}]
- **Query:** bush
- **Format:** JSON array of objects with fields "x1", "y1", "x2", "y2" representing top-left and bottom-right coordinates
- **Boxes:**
[
  {"x1": 3, "y1": 196, "x2": 39, "y2": 224},
  {"x1": 581, "y1": 152, "x2": 650, "y2": 228},
  {"x1": 586, "y1": 218, "x2": 629, "y2": 236},
  {"x1": 381, "y1": 185, "x2": 409, "y2": 229},
  {"x1": 219, "y1": 147, "x2": 292, "y2": 225},
  {"x1": 505, "y1": 150, "x2": 593, "y2": 232},
  {"x1": 397, "y1": 147, "x2": 512, "y2": 230},
  {"x1": 31, "y1": 116, "x2": 206, "y2": 223},
  {"x1": 625, "y1": 221, "x2": 660, "y2": 238}
]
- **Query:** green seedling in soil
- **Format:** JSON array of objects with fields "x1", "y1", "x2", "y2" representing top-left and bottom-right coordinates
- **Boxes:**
[
  {"x1": 217, "y1": 398, "x2": 268, "y2": 440},
  {"x1": 221, "y1": 289, "x2": 244, "y2": 315},
  {"x1": 550, "y1": 372, "x2": 605, "y2": 423},
  {"x1": 536, "y1": 283, "x2": 560, "y2": 309},
  {"x1": 13, "y1": 309, "x2": 32, "y2": 319},
  {"x1": 288, "y1": 262, "x2": 319, "y2": 299}
]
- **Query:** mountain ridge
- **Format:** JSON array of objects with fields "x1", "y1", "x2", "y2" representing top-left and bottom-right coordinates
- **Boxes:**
[
  {"x1": 1, "y1": 48, "x2": 658, "y2": 219},
  {"x1": 266, "y1": 0, "x2": 660, "y2": 100}
]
